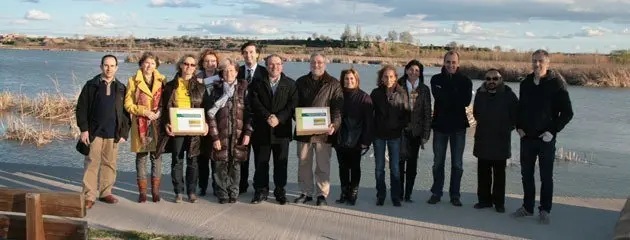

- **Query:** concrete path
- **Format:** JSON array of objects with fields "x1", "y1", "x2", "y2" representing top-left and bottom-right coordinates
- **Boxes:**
[{"x1": 0, "y1": 162, "x2": 624, "y2": 240}]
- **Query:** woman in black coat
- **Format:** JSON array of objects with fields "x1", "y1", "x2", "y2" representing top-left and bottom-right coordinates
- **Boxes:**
[
  {"x1": 334, "y1": 68, "x2": 373, "y2": 205},
  {"x1": 472, "y1": 68, "x2": 518, "y2": 213}
]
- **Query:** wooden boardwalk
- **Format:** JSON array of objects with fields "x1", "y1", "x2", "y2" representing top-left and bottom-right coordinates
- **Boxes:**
[{"x1": 0, "y1": 162, "x2": 624, "y2": 240}]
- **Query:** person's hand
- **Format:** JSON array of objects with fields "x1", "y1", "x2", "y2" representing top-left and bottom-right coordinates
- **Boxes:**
[
  {"x1": 80, "y1": 131, "x2": 90, "y2": 145},
  {"x1": 119, "y1": 138, "x2": 126, "y2": 143},
  {"x1": 242, "y1": 135, "x2": 250, "y2": 145},
  {"x1": 267, "y1": 114, "x2": 279, "y2": 128},
  {"x1": 517, "y1": 129, "x2": 525, "y2": 138},
  {"x1": 166, "y1": 124, "x2": 174, "y2": 137},
  {"x1": 327, "y1": 124, "x2": 335, "y2": 135},
  {"x1": 360, "y1": 144, "x2": 368, "y2": 149},
  {"x1": 213, "y1": 140, "x2": 221, "y2": 151},
  {"x1": 147, "y1": 111, "x2": 158, "y2": 121},
  {"x1": 203, "y1": 123, "x2": 209, "y2": 136},
  {"x1": 539, "y1": 131, "x2": 553, "y2": 142}
]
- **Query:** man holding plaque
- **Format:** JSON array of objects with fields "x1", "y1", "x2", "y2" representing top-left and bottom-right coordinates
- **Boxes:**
[
  {"x1": 294, "y1": 53, "x2": 343, "y2": 206},
  {"x1": 249, "y1": 54, "x2": 298, "y2": 205}
]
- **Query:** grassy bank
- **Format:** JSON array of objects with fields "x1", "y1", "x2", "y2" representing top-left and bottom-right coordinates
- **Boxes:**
[
  {"x1": 89, "y1": 229, "x2": 207, "y2": 240},
  {"x1": 124, "y1": 50, "x2": 630, "y2": 88}
]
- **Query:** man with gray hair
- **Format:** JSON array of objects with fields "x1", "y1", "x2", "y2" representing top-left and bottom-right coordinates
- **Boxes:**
[
  {"x1": 293, "y1": 52, "x2": 343, "y2": 206},
  {"x1": 512, "y1": 49, "x2": 573, "y2": 224},
  {"x1": 249, "y1": 54, "x2": 298, "y2": 205}
]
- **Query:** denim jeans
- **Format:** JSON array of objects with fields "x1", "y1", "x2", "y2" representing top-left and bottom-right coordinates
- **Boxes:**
[
  {"x1": 373, "y1": 138, "x2": 401, "y2": 201},
  {"x1": 171, "y1": 137, "x2": 198, "y2": 195},
  {"x1": 520, "y1": 138, "x2": 556, "y2": 213},
  {"x1": 430, "y1": 130, "x2": 465, "y2": 199}
]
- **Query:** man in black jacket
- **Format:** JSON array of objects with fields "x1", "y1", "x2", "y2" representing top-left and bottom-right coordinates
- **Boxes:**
[
  {"x1": 428, "y1": 51, "x2": 472, "y2": 207},
  {"x1": 236, "y1": 41, "x2": 268, "y2": 194},
  {"x1": 472, "y1": 69, "x2": 518, "y2": 213},
  {"x1": 249, "y1": 54, "x2": 298, "y2": 205},
  {"x1": 75, "y1": 55, "x2": 131, "y2": 209},
  {"x1": 512, "y1": 49, "x2": 573, "y2": 225}
]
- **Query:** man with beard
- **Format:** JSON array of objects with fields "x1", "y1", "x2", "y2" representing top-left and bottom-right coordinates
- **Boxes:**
[
  {"x1": 512, "y1": 49, "x2": 573, "y2": 225},
  {"x1": 472, "y1": 68, "x2": 518, "y2": 214}
]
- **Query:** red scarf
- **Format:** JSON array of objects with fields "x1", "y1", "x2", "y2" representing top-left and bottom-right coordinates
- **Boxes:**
[{"x1": 136, "y1": 78, "x2": 162, "y2": 146}]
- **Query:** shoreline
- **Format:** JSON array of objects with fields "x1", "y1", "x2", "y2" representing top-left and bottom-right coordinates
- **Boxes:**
[{"x1": 2, "y1": 46, "x2": 629, "y2": 88}]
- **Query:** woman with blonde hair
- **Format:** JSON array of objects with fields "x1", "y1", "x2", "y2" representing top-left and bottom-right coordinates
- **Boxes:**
[
  {"x1": 156, "y1": 54, "x2": 208, "y2": 203},
  {"x1": 124, "y1": 52, "x2": 166, "y2": 203}
]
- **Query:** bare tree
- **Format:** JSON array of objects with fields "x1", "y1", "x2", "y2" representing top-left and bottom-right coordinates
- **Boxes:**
[
  {"x1": 341, "y1": 24, "x2": 353, "y2": 42},
  {"x1": 399, "y1": 31, "x2": 413, "y2": 44},
  {"x1": 386, "y1": 30, "x2": 398, "y2": 42},
  {"x1": 375, "y1": 34, "x2": 382, "y2": 41}
]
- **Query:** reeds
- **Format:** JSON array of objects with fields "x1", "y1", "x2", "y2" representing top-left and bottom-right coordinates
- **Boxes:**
[
  {"x1": 21, "y1": 92, "x2": 76, "y2": 122},
  {"x1": 2, "y1": 116, "x2": 64, "y2": 147}
]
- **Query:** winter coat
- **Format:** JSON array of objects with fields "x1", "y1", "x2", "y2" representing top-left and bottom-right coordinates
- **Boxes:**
[
  {"x1": 250, "y1": 73, "x2": 298, "y2": 145},
  {"x1": 335, "y1": 88, "x2": 374, "y2": 149},
  {"x1": 398, "y1": 77, "x2": 432, "y2": 140},
  {"x1": 430, "y1": 67, "x2": 473, "y2": 133},
  {"x1": 155, "y1": 74, "x2": 207, "y2": 158},
  {"x1": 206, "y1": 79, "x2": 253, "y2": 162},
  {"x1": 473, "y1": 83, "x2": 518, "y2": 160},
  {"x1": 124, "y1": 69, "x2": 167, "y2": 153},
  {"x1": 294, "y1": 71, "x2": 343, "y2": 143},
  {"x1": 370, "y1": 84, "x2": 410, "y2": 140}
]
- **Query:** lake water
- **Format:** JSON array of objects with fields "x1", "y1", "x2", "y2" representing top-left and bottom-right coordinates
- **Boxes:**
[{"x1": 1, "y1": 49, "x2": 629, "y2": 199}]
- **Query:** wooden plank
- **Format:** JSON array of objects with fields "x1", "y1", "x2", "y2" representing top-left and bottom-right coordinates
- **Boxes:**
[
  {"x1": 25, "y1": 193, "x2": 45, "y2": 240},
  {"x1": 0, "y1": 188, "x2": 85, "y2": 218},
  {"x1": 614, "y1": 197, "x2": 630, "y2": 240},
  {"x1": 0, "y1": 214, "x2": 87, "y2": 240}
]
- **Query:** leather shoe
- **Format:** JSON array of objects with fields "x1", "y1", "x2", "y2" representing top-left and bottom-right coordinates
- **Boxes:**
[
  {"x1": 251, "y1": 194, "x2": 267, "y2": 204},
  {"x1": 99, "y1": 195, "x2": 118, "y2": 204},
  {"x1": 85, "y1": 200, "x2": 94, "y2": 209},
  {"x1": 229, "y1": 198, "x2": 237, "y2": 203},
  {"x1": 450, "y1": 198, "x2": 463, "y2": 207},
  {"x1": 276, "y1": 195, "x2": 287, "y2": 205},
  {"x1": 294, "y1": 194, "x2": 313, "y2": 204},
  {"x1": 316, "y1": 196, "x2": 327, "y2": 206}
]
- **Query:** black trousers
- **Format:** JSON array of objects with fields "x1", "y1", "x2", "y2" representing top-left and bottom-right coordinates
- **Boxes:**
[
  {"x1": 239, "y1": 145, "x2": 252, "y2": 192},
  {"x1": 477, "y1": 159, "x2": 507, "y2": 207},
  {"x1": 400, "y1": 134, "x2": 421, "y2": 199},
  {"x1": 171, "y1": 137, "x2": 198, "y2": 195},
  {"x1": 335, "y1": 147, "x2": 362, "y2": 190},
  {"x1": 252, "y1": 143, "x2": 289, "y2": 195},
  {"x1": 521, "y1": 138, "x2": 556, "y2": 213},
  {"x1": 215, "y1": 160, "x2": 241, "y2": 200},
  {"x1": 198, "y1": 153, "x2": 217, "y2": 193}
]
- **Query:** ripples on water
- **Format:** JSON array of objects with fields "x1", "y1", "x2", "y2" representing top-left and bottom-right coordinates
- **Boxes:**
[{"x1": 1, "y1": 49, "x2": 630, "y2": 198}]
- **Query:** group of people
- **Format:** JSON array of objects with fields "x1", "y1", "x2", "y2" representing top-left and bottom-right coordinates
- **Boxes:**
[{"x1": 75, "y1": 42, "x2": 573, "y2": 225}]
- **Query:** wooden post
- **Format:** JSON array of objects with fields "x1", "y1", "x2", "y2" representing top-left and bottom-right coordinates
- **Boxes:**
[{"x1": 25, "y1": 193, "x2": 45, "y2": 240}]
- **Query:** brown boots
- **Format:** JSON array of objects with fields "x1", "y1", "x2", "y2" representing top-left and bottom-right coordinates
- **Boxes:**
[
  {"x1": 151, "y1": 177, "x2": 161, "y2": 202},
  {"x1": 137, "y1": 179, "x2": 148, "y2": 203},
  {"x1": 138, "y1": 178, "x2": 161, "y2": 203}
]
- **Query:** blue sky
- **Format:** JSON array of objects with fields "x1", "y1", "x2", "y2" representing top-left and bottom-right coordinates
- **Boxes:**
[{"x1": 2, "y1": 0, "x2": 630, "y2": 53}]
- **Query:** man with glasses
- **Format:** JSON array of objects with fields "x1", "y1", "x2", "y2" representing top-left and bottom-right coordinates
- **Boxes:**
[
  {"x1": 237, "y1": 41, "x2": 268, "y2": 195},
  {"x1": 472, "y1": 68, "x2": 518, "y2": 214},
  {"x1": 512, "y1": 49, "x2": 574, "y2": 224}
]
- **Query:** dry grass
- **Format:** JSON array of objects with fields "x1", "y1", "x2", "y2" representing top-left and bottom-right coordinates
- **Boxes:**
[
  {"x1": 21, "y1": 92, "x2": 76, "y2": 122},
  {"x1": 0, "y1": 91, "x2": 28, "y2": 111},
  {"x1": 2, "y1": 116, "x2": 65, "y2": 147}
]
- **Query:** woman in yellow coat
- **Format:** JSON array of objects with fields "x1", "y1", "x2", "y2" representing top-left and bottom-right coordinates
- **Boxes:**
[{"x1": 124, "y1": 52, "x2": 166, "y2": 203}]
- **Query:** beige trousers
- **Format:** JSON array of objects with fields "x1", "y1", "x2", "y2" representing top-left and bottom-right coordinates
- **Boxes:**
[
  {"x1": 82, "y1": 137, "x2": 118, "y2": 201},
  {"x1": 297, "y1": 142, "x2": 332, "y2": 198}
]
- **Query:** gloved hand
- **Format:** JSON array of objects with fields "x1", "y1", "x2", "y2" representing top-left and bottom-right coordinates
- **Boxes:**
[{"x1": 539, "y1": 131, "x2": 553, "y2": 142}]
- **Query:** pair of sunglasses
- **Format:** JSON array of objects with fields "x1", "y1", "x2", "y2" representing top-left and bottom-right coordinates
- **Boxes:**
[{"x1": 485, "y1": 77, "x2": 501, "y2": 81}]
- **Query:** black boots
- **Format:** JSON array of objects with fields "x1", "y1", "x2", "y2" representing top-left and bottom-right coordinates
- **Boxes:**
[
  {"x1": 337, "y1": 186, "x2": 358, "y2": 205},
  {"x1": 335, "y1": 186, "x2": 348, "y2": 204}
]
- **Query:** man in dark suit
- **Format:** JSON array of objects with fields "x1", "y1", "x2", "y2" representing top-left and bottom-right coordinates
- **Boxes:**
[
  {"x1": 249, "y1": 54, "x2": 298, "y2": 205},
  {"x1": 236, "y1": 41, "x2": 268, "y2": 194}
]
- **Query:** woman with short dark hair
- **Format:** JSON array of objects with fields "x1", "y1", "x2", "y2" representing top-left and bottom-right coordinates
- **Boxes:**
[{"x1": 124, "y1": 52, "x2": 166, "y2": 203}]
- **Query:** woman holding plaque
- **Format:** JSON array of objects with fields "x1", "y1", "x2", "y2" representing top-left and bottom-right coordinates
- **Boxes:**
[
  {"x1": 205, "y1": 58, "x2": 253, "y2": 204},
  {"x1": 370, "y1": 65, "x2": 409, "y2": 207},
  {"x1": 124, "y1": 52, "x2": 167, "y2": 203},
  {"x1": 156, "y1": 54, "x2": 208, "y2": 203},
  {"x1": 333, "y1": 68, "x2": 373, "y2": 206}
]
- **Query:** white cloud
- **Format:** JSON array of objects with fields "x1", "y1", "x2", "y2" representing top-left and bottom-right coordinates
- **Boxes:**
[
  {"x1": 83, "y1": 13, "x2": 115, "y2": 28},
  {"x1": 525, "y1": 32, "x2": 536, "y2": 37},
  {"x1": 22, "y1": 0, "x2": 40, "y2": 3},
  {"x1": 11, "y1": 19, "x2": 29, "y2": 24},
  {"x1": 149, "y1": 0, "x2": 201, "y2": 8},
  {"x1": 178, "y1": 19, "x2": 279, "y2": 35},
  {"x1": 24, "y1": 10, "x2": 51, "y2": 20}
]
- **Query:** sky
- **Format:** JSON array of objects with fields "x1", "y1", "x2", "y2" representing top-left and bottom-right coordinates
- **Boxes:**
[{"x1": 1, "y1": 0, "x2": 630, "y2": 53}]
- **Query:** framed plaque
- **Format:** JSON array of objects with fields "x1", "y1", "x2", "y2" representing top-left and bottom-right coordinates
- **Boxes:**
[
  {"x1": 295, "y1": 107, "x2": 330, "y2": 136},
  {"x1": 169, "y1": 108, "x2": 206, "y2": 136}
]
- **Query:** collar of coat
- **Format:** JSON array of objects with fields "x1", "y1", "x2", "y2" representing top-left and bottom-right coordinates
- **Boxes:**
[
  {"x1": 478, "y1": 82, "x2": 506, "y2": 93},
  {"x1": 307, "y1": 71, "x2": 335, "y2": 84},
  {"x1": 88, "y1": 74, "x2": 124, "y2": 91},
  {"x1": 132, "y1": 69, "x2": 166, "y2": 96}
]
